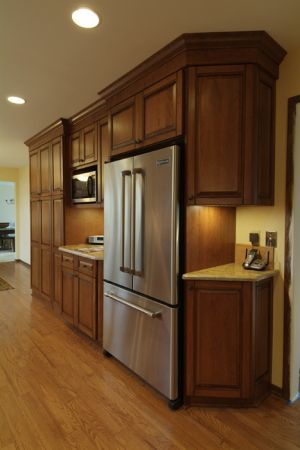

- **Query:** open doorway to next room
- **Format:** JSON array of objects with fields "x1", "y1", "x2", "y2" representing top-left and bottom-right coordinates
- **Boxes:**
[{"x1": 0, "y1": 181, "x2": 16, "y2": 262}]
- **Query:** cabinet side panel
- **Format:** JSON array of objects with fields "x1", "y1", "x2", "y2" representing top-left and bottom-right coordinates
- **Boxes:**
[{"x1": 255, "y1": 279, "x2": 273, "y2": 380}]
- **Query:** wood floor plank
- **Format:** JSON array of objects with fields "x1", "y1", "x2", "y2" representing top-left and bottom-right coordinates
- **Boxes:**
[{"x1": 0, "y1": 261, "x2": 300, "y2": 450}]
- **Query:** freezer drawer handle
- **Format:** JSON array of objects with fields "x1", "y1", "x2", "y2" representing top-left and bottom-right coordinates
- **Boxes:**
[{"x1": 104, "y1": 292, "x2": 161, "y2": 318}]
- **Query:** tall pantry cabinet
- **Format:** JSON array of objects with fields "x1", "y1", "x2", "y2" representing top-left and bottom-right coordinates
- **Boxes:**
[{"x1": 26, "y1": 119, "x2": 68, "y2": 306}]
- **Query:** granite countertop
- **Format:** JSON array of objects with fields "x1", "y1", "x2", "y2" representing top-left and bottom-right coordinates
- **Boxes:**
[
  {"x1": 59, "y1": 244, "x2": 104, "y2": 261},
  {"x1": 182, "y1": 263, "x2": 278, "y2": 282}
]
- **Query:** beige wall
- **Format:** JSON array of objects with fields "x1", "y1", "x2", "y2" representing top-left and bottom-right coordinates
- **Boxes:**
[
  {"x1": 0, "y1": 165, "x2": 30, "y2": 265},
  {"x1": 236, "y1": 49, "x2": 300, "y2": 395}
]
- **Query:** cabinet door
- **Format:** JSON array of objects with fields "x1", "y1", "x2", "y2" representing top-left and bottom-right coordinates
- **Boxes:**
[
  {"x1": 41, "y1": 247, "x2": 51, "y2": 301},
  {"x1": 70, "y1": 131, "x2": 81, "y2": 167},
  {"x1": 61, "y1": 268, "x2": 76, "y2": 324},
  {"x1": 53, "y1": 252, "x2": 62, "y2": 312},
  {"x1": 186, "y1": 65, "x2": 245, "y2": 205},
  {"x1": 40, "y1": 144, "x2": 52, "y2": 195},
  {"x1": 141, "y1": 71, "x2": 183, "y2": 146},
  {"x1": 82, "y1": 123, "x2": 97, "y2": 165},
  {"x1": 99, "y1": 119, "x2": 109, "y2": 203},
  {"x1": 30, "y1": 199, "x2": 41, "y2": 244},
  {"x1": 52, "y1": 137, "x2": 63, "y2": 193},
  {"x1": 76, "y1": 272, "x2": 97, "y2": 339},
  {"x1": 41, "y1": 199, "x2": 52, "y2": 246},
  {"x1": 109, "y1": 97, "x2": 138, "y2": 156},
  {"x1": 31, "y1": 244, "x2": 41, "y2": 292},
  {"x1": 29, "y1": 150, "x2": 40, "y2": 196},
  {"x1": 52, "y1": 197, "x2": 64, "y2": 248},
  {"x1": 185, "y1": 281, "x2": 252, "y2": 403}
]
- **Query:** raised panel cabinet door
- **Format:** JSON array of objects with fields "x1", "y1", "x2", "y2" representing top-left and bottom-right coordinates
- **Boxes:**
[
  {"x1": 82, "y1": 123, "x2": 97, "y2": 165},
  {"x1": 185, "y1": 281, "x2": 252, "y2": 403},
  {"x1": 41, "y1": 247, "x2": 51, "y2": 301},
  {"x1": 41, "y1": 199, "x2": 52, "y2": 246},
  {"x1": 70, "y1": 131, "x2": 81, "y2": 167},
  {"x1": 40, "y1": 144, "x2": 52, "y2": 195},
  {"x1": 53, "y1": 252, "x2": 62, "y2": 311},
  {"x1": 31, "y1": 244, "x2": 41, "y2": 292},
  {"x1": 61, "y1": 268, "x2": 76, "y2": 324},
  {"x1": 109, "y1": 97, "x2": 138, "y2": 156},
  {"x1": 29, "y1": 150, "x2": 40, "y2": 196},
  {"x1": 77, "y1": 272, "x2": 97, "y2": 339},
  {"x1": 187, "y1": 65, "x2": 245, "y2": 205},
  {"x1": 30, "y1": 199, "x2": 41, "y2": 244},
  {"x1": 52, "y1": 197, "x2": 64, "y2": 248},
  {"x1": 52, "y1": 137, "x2": 63, "y2": 193},
  {"x1": 99, "y1": 120, "x2": 109, "y2": 203},
  {"x1": 142, "y1": 71, "x2": 183, "y2": 145}
]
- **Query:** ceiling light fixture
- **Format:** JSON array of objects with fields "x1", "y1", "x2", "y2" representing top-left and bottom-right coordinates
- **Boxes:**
[
  {"x1": 72, "y1": 8, "x2": 100, "y2": 28},
  {"x1": 7, "y1": 96, "x2": 26, "y2": 105}
]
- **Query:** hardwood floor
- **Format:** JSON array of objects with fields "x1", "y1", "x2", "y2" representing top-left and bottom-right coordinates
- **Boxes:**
[{"x1": 0, "y1": 261, "x2": 299, "y2": 450}]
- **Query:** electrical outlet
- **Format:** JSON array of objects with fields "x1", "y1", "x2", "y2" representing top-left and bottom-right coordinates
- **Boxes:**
[
  {"x1": 249, "y1": 232, "x2": 260, "y2": 246},
  {"x1": 266, "y1": 231, "x2": 277, "y2": 248}
]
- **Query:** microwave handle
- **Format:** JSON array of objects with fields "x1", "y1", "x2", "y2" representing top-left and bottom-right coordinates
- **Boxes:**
[{"x1": 87, "y1": 176, "x2": 94, "y2": 197}]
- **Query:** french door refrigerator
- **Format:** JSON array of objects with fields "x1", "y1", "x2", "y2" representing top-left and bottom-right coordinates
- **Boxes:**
[{"x1": 103, "y1": 145, "x2": 180, "y2": 407}]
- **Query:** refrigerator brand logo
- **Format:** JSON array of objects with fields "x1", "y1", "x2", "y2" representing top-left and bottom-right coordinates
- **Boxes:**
[{"x1": 156, "y1": 158, "x2": 170, "y2": 167}]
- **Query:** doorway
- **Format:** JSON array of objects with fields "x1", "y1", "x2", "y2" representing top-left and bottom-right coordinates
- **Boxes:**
[{"x1": 0, "y1": 181, "x2": 16, "y2": 262}]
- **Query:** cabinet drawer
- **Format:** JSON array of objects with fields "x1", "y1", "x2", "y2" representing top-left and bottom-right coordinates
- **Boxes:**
[
  {"x1": 61, "y1": 253, "x2": 76, "y2": 269},
  {"x1": 78, "y1": 257, "x2": 96, "y2": 276}
]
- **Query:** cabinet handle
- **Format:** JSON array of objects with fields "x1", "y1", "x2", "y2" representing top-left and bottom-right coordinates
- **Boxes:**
[
  {"x1": 135, "y1": 138, "x2": 142, "y2": 144},
  {"x1": 81, "y1": 262, "x2": 92, "y2": 269}
]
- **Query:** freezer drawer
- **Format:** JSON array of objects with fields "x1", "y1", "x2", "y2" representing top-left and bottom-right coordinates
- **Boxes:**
[{"x1": 103, "y1": 282, "x2": 178, "y2": 400}]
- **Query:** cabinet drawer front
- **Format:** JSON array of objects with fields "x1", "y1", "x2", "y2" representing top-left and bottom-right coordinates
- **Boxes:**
[
  {"x1": 61, "y1": 253, "x2": 75, "y2": 269},
  {"x1": 78, "y1": 258, "x2": 96, "y2": 276}
]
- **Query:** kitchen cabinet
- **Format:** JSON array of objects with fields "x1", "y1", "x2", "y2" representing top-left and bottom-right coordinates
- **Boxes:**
[
  {"x1": 108, "y1": 71, "x2": 183, "y2": 157},
  {"x1": 98, "y1": 118, "x2": 109, "y2": 204},
  {"x1": 26, "y1": 119, "x2": 67, "y2": 303},
  {"x1": 186, "y1": 64, "x2": 277, "y2": 206},
  {"x1": 184, "y1": 277, "x2": 273, "y2": 406},
  {"x1": 60, "y1": 251, "x2": 103, "y2": 340},
  {"x1": 70, "y1": 123, "x2": 97, "y2": 167}
]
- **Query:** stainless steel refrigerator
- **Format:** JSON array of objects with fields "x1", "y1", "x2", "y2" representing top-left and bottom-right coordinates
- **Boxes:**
[{"x1": 103, "y1": 145, "x2": 180, "y2": 406}]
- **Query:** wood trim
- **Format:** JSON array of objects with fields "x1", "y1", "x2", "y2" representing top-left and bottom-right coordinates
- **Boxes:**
[
  {"x1": 15, "y1": 259, "x2": 31, "y2": 268},
  {"x1": 271, "y1": 384, "x2": 284, "y2": 397},
  {"x1": 25, "y1": 119, "x2": 68, "y2": 148},
  {"x1": 283, "y1": 95, "x2": 300, "y2": 400},
  {"x1": 98, "y1": 32, "x2": 286, "y2": 103}
]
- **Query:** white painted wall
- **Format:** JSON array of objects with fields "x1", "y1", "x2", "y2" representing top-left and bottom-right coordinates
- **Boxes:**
[{"x1": 0, "y1": 182, "x2": 15, "y2": 224}]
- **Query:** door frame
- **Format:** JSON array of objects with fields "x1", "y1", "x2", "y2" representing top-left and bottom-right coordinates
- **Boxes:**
[{"x1": 283, "y1": 95, "x2": 300, "y2": 399}]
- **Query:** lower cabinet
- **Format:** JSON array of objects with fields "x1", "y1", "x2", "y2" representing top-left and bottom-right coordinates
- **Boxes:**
[
  {"x1": 184, "y1": 278, "x2": 273, "y2": 406},
  {"x1": 60, "y1": 252, "x2": 103, "y2": 341}
]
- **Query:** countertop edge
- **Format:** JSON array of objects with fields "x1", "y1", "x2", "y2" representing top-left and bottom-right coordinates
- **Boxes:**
[
  {"x1": 182, "y1": 263, "x2": 279, "y2": 282},
  {"x1": 59, "y1": 246, "x2": 104, "y2": 261}
]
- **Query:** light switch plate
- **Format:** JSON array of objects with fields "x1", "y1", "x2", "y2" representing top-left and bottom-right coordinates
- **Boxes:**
[{"x1": 266, "y1": 231, "x2": 277, "y2": 248}]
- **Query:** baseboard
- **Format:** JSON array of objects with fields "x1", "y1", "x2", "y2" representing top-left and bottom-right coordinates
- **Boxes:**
[
  {"x1": 271, "y1": 384, "x2": 284, "y2": 397},
  {"x1": 15, "y1": 259, "x2": 31, "y2": 268}
]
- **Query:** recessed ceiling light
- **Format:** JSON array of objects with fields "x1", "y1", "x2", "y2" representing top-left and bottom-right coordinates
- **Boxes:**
[
  {"x1": 7, "y1": 96, "x2": 26, "y2": 105},
  {"x1": 72, "y1": 8, "x2": 100, "y2": 28}
]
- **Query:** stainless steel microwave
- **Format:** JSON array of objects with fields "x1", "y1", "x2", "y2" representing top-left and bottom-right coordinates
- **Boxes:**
[{"x1": 72, "y1": 168, "x2": 97, "y2": 204}]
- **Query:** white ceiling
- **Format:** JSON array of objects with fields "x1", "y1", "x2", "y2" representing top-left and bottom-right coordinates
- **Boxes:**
[{"x1": 1, "y1": 0, "x2": 300, "y2": 168}]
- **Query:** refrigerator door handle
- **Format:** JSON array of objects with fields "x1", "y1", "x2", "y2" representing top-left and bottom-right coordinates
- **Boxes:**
[
  {"x1": 120, "y1": 170, "x2": 132, "y2": 273},
  {"x1": 104, "y1": 292, "x2": 161, "y2": 318},
  {"x1": 132, "y1": 168, "x2": 144, "y2": 276}
]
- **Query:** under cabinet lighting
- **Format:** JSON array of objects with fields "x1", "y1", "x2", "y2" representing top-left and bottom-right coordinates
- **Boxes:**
[
  {"x1": 7, "y1": 96, "x2": 25, "y2": 105},
  {"x1": 72, "y1": 8, "x2": 100, "y2": 28}
]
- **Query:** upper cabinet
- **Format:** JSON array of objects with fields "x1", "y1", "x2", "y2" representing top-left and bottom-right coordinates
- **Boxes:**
[
  {"x1": 108, "y1": 71, "x2": 183, "y2": 157},
  {"x1": 99, "y1": 32, "x2": 286, "y2": 206},
  {"x1": 70, "y1": 123, "x2": 97, "y2": 168},
  {"x1": 186, "y1": 64, "x2": 276, "y2": 205},
  {"x1": 27, "y1": 121, "x2": 67, "y2": 197}
]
